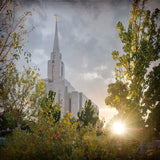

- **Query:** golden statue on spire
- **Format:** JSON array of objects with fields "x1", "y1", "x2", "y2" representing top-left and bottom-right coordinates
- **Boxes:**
[{"x1": 55, "y1": 14, "x2": 58, "y2": 22}]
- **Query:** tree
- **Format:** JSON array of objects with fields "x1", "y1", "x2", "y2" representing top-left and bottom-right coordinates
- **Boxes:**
[
  {"x1": 106, "y1": 0, "x2": 160, "y2": 127},
  {"x1": 105, "y1": 81, "x2": 129, "y2": 115},
  {"x1": 40, "y1": 90, "x2": 61, "y2": 123},
  {"x1": 0, "y1": 108, "x2": 27, "y2": 136},
  {"x1": 147, "y1": 106, "x2": 160, "y2": 136},
  {"x1": 0, "y1": 66, "x2": 45, "y2": 128},
  {"x1": 144, "y1": 64, "x2": 160, "y2": 133},
  {"x1": 143, "y1": 64, "x2": 160, "y2": 113},
  {"x1": 77, "y1": 100, "x2": 99, "y2": 127},
  {"x1": 0, "y1": 0, "x2": 32, "y2": 74},
  {"x1": 0, "y1": 0, "x2": 45, "y2": 129}
]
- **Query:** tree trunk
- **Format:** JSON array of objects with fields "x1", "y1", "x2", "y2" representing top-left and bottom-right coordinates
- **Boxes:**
[{"x1": 17, "y1": 110, "x2": 21, "y2": 129}]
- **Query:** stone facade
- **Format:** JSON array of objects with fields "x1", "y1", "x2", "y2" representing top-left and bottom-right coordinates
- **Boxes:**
[{"x1": 44, "y1": 20, "x2": 98, "y2": 118}]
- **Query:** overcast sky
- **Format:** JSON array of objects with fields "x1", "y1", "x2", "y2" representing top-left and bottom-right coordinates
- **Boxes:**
[{"x1": 18, "y1": 0, "x2": 160, "y2": 122}]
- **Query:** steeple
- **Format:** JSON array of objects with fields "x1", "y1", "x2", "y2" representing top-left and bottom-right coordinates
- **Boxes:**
[
  {"x1": 53, "y1": 14, "x2": 59, "y2": 53},
  {"x1": 48, "y1": 14, "x2": 64, "y2": 82}
]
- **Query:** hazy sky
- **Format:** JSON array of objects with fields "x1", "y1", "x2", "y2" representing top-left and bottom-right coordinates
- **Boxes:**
[{"x1": 19, "y1": 0, "x2": 160, "y2": 122}]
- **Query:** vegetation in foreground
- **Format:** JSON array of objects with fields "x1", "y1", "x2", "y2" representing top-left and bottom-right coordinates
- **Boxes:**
[{"x1": 1, "y1": 112, "x2": 160, "y2": 160}]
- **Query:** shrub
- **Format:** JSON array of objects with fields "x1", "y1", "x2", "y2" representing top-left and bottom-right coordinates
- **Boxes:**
[{"x1": 1, "y1": 113, "x2": 154, "y2": 160}]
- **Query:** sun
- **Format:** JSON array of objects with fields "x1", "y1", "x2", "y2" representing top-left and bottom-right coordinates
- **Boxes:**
[{"x1": 112, "y1": 122, "x2": 125, "y2": 135}]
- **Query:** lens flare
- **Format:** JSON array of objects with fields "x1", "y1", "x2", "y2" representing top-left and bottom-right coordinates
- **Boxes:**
[{"x1": 113, "y1": 122, "x2": 125, "y2": 134}]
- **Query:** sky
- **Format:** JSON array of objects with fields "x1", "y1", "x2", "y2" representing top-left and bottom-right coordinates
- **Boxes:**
[{"x1": 18, "y1": 0, "x2": 160, "y2": 122}]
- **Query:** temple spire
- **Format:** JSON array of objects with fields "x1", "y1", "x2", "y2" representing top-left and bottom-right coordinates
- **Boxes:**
[{"x1": 53, "y1": 14, "x2": 59, "y2": 53}]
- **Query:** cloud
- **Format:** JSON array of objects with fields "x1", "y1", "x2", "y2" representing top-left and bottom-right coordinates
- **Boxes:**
[
  {"x1": 19, "y1": 0, "x2": 160, "y2": 119},
  {"x1": 21, "y1": 0, "x2": 126, "y2": 110},
  {"x1": 32, "y1": 48, "x2": 48, "y2": 65},
  {"x1": 94, "y1": 65, "x2": 108, "y2": 71},
  {"x1": 146, "y1": 0, "x2": 160, "y2": 10},
  {"x1": 82, "y1": 72, "x2": 101, "y2": 80}
]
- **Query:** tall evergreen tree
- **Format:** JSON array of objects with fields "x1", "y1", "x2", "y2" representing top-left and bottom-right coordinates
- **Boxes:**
[
  {"x1": 78, "y1": 100, "x2": 99, "y2": 127},
  {"x1": 40, "y1": 91, "x2": 61, "y2": 123}
]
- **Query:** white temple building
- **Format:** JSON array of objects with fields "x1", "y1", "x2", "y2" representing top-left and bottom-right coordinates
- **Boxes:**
[{"x1": 44, "y1": 17, "x2": 98, "y2": 118}]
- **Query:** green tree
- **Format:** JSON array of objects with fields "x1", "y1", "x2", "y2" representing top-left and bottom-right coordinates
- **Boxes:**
[
  {"x1": 77, "y1": 100, "x2": 99, "y2": 127},
  {"x1": 0, "y1": 66, "x2": 45, "y2": 129},
  {"x1": 144, "y1": 64, "x2": 160, "y2": 133},
  {"x1": 40, "y1": 90, "x2": 61, "y2": 123},
  {"x1": 105, "y1": 81, "x2": 129, "y2": 115},
  {"x1": 143, "y1": 64, "x2": 160, "y2": 113},
  {"x1": 106, "y1": 0, "x2": 160, "y2": 127},
  {"x1": 0, "y1": 0, "x2": 32, "y2": 73},
  {"x1": 0, "y1": 108, "x2": 28, "y2": 136},
  {"x1": 0, "y1": 0, "x2": 45, "y2": 130}
]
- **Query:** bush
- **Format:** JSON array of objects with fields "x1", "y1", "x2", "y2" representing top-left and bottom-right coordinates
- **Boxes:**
[{"x1": 1, "y1": 113, "x2": 155, "y2": 160}]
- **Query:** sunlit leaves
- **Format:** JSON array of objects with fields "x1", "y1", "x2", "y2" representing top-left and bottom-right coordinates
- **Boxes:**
[
  {"x1": 0, "y1": 0, "x2": 33, "y2": 72},
  {"x1": 111, "y1": 50, "x2": 119, "y2": 61},
  {"x1": 105, "y1": 81, "x2": 129, "y2": 113},
  {"x1": 40, "y1": 91, "x2": 61, "y2": 123},
  {"x1": 0, "y1": 65, "x2": 45, "y2": 128},
  {"x1": 106, "y1": 1, "x2": 160, "y2": 128},
  {"x1": 0, "y1": 0, "x2": 42, "y2": 129}
]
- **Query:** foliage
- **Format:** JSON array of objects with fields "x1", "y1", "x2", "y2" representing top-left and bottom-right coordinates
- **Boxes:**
[
  {"x1": 0, "y1": 0, "x2": 32, "y2": 67},
  {"x1": 144, "y1": 64, "x2": 160, "y2": 133},
  {"x1": 0, "y1": 94, "x2": 159, "y2": 160},
  {"x1": 1, "y1": 1, "x2": 160, "y2": 159},
  {"x1": 40, "y1": 90, "x2": 61, "y2": 123},
  {"x1": 77, "y1": 100, "x2": 99, "y2": 127},
  {"x1": 147, "y1": 106, "x2": 160, "y2": 135},
  {"x1": 0, "y1": 112, "x2": 147, "y2": 160},
  {"x1": 0, "y1": 108, "x2": 26, "y2": 131},
  {"x1": 0, "y1": 0, "x2": 33, "y2": 105},
  {"x1": 106, "y1": 0, "x2": 160, "y2": 127},
  {"x1": 105, "y1": 80, "x2": 129, "y2": 115},
  {"x1": 143, "y1": 64, "x2": 160, "y2": 112},
  {"x1": 0, "y1": 65, "x2": 45, "y2": 129},
  {"x1": 0, "y1": 0, "x2": 45, "y2": 130}
]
